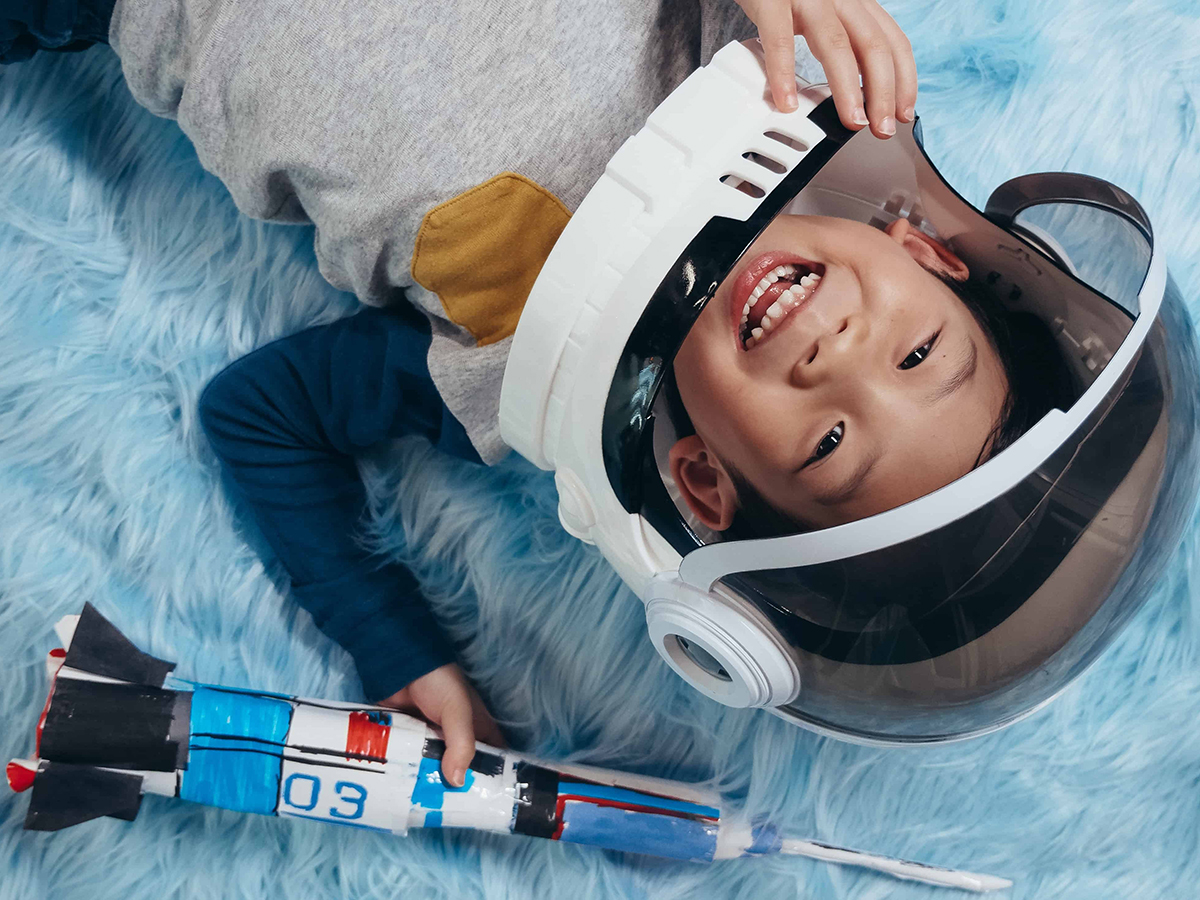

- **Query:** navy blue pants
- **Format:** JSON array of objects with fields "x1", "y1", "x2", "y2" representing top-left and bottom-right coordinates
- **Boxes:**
[{"x1": 1, "y1": 0, "x2": 116, "y2": 63}]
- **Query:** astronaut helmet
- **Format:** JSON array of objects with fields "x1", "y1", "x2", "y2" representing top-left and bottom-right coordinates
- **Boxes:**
[{"x1": 499, "y1": 39, "x2": 1200, "y2": 744}]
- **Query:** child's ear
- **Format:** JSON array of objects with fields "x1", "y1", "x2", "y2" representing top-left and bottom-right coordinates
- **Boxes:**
[
  {"x1": 885, "y1": 217, "x2": 970, "y2": 281},
  {"x1": 668, "y1": 434, "x2": 739, "y2": 532}
]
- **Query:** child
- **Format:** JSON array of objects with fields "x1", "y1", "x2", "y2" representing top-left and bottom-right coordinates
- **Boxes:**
[
  {"x1": 3, "y1": 0, "x2": 923, "y2": 786},
  {"x1": 196, "y1": 208, "x2": 1077, "y2": 780},
  {"x1": 665, "y1": 213, "x2": 1072, "y2": 537}
]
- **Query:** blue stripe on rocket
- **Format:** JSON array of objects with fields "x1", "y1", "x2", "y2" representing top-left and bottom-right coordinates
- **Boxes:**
[
  {"x1": 411, "y1": 757, "x2": 475, "y2": 828},
  {"x1": 742, "y1": 821, "x2": 784, "y2": 856},
  {"x1": 555, "y1": 801, "x2": 721, "y2": 862},
  {"x1": 552, "y1": 780, "x2": 722, "y2": 862},
  {"x1": 179, "y1": 687, "x2": 293, "y2": 814}
]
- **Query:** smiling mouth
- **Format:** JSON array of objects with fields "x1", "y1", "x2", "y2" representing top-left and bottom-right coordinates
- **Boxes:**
[{"x1": 738, "y1": 262, "x2": 825, "y2": 349}]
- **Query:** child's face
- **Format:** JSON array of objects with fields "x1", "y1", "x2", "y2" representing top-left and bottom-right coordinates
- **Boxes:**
[{"x1": 669, "y1": 215, "x2": 1010, "y2": 533}]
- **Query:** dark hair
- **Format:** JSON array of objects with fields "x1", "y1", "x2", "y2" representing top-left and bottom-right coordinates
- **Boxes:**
[{"x1": 663, "y1": 271, "x2": 1079, "y2": 539}]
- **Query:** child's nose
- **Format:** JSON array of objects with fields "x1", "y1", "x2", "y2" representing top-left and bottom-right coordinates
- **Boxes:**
[{"x1": 790, "y1": 316, "x2": 862, "y2": 385}]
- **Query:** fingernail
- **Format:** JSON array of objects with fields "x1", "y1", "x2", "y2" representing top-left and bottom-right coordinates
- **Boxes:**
[
  {"x1": 879, "y1": 116, "x2": 896, "y2": 136},
  {"x1": 451, "y1": 767, "x2": 466, "y2": 788},
  {"x1": 902, "y1": 105, "x2": 915, "y2": 122},
  {"x1": 782, "y1": 90, "x2": 798, "y2": 112},
  {"x1": 852, "y1": 107, "x2": 869, "y2": 126}
]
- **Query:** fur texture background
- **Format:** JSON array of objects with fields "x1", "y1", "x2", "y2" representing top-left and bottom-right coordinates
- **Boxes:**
[{"x1": 2, "y1": 2, "x2": 1199, "y2": 898}]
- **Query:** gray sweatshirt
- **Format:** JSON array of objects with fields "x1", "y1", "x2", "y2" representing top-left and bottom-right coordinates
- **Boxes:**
[{"x1": 108, "y1": 0, "x2": 759, "y2": 463}]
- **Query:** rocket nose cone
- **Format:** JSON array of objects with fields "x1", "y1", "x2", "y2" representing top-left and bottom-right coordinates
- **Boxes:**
[{"x1": 6, "y1": 759, "x2": 37, "y2": 793}]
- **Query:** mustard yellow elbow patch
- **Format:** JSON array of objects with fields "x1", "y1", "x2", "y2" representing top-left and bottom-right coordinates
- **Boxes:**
[{"x1": 411, "y1": 172, "x2": 571, "y2": 347}]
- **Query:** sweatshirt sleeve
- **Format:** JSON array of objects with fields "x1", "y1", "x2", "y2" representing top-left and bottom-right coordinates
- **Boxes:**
[{"x1": 198, "y1": 303, "x2": 481, "y2": 702}]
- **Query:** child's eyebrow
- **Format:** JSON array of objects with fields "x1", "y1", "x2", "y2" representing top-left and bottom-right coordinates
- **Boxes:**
[{"x1": 924, "y1": 336, "x2": 978, "y2": 405}]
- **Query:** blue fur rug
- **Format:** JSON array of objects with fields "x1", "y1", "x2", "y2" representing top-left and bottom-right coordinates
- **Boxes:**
[{"x1": 2, "y1": 2, "x2": 1200, "y2": 898}]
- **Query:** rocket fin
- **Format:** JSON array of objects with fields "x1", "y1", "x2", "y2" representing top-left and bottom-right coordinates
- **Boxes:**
[
  {"x1": 23, "y1": 762, "x2": 143, "y2": 831},
  {"x1": 62, "y1": 603, "x2": 176, "y2": 687}
]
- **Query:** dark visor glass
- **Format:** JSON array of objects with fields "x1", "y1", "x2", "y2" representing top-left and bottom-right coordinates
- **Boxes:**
[
  {"x1": 600, "y1": 95, "x2": 1199, "y2": 741},
  {"x1": 744, "y1": 289, "x2": 1198, "y2": 740}
]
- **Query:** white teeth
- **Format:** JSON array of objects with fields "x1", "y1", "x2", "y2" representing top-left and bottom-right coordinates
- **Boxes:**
[
  {"x1": 744, "y1": 267, "x2": 820, "y2": 345},
  {"x1": 742, "y1": 265, "x2": 819, "y2": 348},
  {"x1": 752, "y1": 264, "x2": 798, "y2": 296}
]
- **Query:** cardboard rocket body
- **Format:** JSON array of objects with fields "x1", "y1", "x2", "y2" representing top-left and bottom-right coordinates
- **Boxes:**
[
  {"x1": 7, "y1": 605, "x2": 1010, "y2": 891},
  {"x1": 10, "y1": 604, "x2": 736, "y2": 860}
]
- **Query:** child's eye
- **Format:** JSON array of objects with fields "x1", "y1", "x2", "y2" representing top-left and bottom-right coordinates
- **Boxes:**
[
  {"x1": 807, "y1": 422, "x2": 844, "y2": 465},
  {"x1": 899, "y1": 331, "x2": 940, "y2": 369}
]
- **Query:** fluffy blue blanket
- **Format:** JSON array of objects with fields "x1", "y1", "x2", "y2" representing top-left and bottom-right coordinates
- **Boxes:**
[{"x1": 2, "y1": 2, "x2": 1199, "y2": 898}]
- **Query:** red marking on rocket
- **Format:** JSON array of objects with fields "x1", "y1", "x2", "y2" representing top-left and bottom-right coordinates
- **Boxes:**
[
  {"x1": 6, "y1": 759, "x2": 37, "y2": 793},
  {"x1": 345, "y1": 711, "x2": 390, "y2": 762}
]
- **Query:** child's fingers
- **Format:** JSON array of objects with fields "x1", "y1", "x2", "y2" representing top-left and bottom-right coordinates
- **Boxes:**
[
  {"x1": 753, "y1": 2, "x2": 801, "y2": 111},
  {"x1": 796, "y1": 0, "x2": 868, "y2": 131},
  {"x1": 835, "y1": 0, "x2": 896, "y2": 137},
  {"x1": 473, "y1": 709, "x2": 507, "y2": 749},
  {"x1": 863, "y1": 0, "x2": 917, "y2": 122},
  {"x1": 469, "y1": 690, "x2": 508, "y2": 748},
  {"x1": 436, "y1": 692, "x2": 477, "y2": 788},
  {"x1": 375, "y1": 687, "x2": 413, "y2": 711}
]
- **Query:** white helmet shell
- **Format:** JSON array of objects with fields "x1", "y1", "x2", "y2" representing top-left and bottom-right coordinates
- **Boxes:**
[{"x1": 500, "y1": 40, "x2": 1200, "y2": 743}]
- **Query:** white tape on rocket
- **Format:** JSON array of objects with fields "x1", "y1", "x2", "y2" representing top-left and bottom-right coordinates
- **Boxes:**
[{"x1": 276, "y1": 701, "x2": 427, "y2": 836}]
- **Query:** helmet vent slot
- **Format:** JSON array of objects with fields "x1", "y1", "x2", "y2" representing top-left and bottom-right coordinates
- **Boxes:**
[
  {"x1": 742, "y1": 151, "x2": 786, "y2": 175},
  {"x1": 763, "y1": 130, "x2": 809, "y2": 154},
  {"x1": 720, "y1": 174, "x2": 765, "y2": 199}
]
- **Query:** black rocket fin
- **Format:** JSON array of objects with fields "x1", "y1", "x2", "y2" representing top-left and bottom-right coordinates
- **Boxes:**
[
  {"x1": 24, "y1": 762, "x2": 144, "y2": 832},
  {"x1": 63, "y1": 603, "x2": 176, "y2": 687}
]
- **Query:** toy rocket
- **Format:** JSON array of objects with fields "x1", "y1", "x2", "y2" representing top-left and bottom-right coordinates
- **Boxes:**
[{"x1": 8, "y1": 604, "x2": 1011, "y2": 892}]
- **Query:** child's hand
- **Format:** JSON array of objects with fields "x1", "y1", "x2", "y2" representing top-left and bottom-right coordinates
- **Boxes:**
[
  {"x1": 735, "y1": 0, "x2": 917, "y2": 138},
  {"x1": 379, "y1": 663, "x2": 507, "y2": 787}
]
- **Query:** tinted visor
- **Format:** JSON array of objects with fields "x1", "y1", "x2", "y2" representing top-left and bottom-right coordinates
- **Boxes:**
[
  {"x1": 746, "y1": 283, "x2": 1198, "y2": 740},
  {"x1": 665, "y1": 281, "x2": 1197, "y2": 742},
  {"x1": 604, "y1": 98, "x2": 1200, "y2": 740}
]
